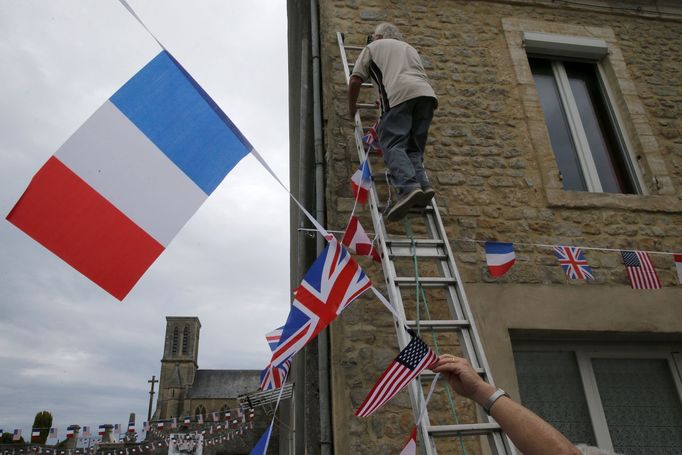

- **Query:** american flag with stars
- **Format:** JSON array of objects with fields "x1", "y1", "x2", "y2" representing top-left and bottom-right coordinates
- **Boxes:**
[
  {"x1": 554, "y1": 246, "x2": 594, "y2": 280},
  {"x1": 355, "y1": 330, "x2": 438, "y2": 417},
  {"x1": 621, "y1": 250, "x2": 661, "y2": 289}
]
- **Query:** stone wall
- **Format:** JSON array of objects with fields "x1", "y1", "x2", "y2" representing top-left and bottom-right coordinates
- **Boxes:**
[{"x1": 318, "y1": 0, "x2": 682, "y2": 453}]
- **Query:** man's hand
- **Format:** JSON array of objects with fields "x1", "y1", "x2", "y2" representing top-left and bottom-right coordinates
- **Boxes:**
[
  {"x1": 430, "y1": 354, "x2": 495, "y2": 405},
  {"x1": 347, "y1": 75, "x2": 364, "y2": 119}
]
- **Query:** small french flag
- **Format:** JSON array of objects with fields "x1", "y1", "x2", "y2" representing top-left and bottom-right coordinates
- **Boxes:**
[
  {"x1": 341, "y1": 216, "x2": 380, "y2": 263},
  {"x1": 399, "y1": 427, "x2": 417, "y2": 455},
  {"x1": 350, "y1": 160, "x2": 372, "y2": 207},
  {"x1": 484, "y1": 242, "x2": 516, "y2": 277}
]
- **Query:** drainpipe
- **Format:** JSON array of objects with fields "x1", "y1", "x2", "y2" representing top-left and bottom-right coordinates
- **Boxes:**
[
  {"x1": 310, "y1": 0, "x2": 332, "y2": 453},
  {"x1": 295, "y1": 31, "x2": 311, "y2": 455}
]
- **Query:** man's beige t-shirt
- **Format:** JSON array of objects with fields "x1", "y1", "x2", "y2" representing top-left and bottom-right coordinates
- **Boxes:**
[{"x1": 352, "y1": 38, "x2": 436, "y2": 111}]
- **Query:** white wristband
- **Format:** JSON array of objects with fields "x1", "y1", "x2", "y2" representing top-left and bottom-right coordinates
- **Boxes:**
[{"x1": 483, "y1": 388, "x2": 509, "y2": 414}]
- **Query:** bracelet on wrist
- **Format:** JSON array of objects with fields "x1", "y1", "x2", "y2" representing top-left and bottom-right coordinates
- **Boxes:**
[{"x1": 482, "y1": 388, "x2": 510, "y2": 414}]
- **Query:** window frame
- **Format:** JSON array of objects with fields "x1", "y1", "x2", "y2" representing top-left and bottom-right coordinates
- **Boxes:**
[
  {"x1": 502, "y1": 19, "x2": 679, "y2": 211},
  {"x1": 514, "y1": 341, "x2": 682, "y2": 451},
  {"x1": 524, "y1": 32, "x2": 645, "y2": 194}
]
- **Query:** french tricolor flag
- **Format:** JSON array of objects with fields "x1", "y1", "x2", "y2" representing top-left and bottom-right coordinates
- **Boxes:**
[
  {"x1": 350, "y1": 160, "x2": 372, "y2": 207},
  {"x1": 484, "y1": 241, "x2": 515, "y2": 277},
  {"x1": 7, "y1": 51, "x2": 252, "y2": 300},
  {"x1": 341, "y1": 216, "x2": 380, "y2": 263}
]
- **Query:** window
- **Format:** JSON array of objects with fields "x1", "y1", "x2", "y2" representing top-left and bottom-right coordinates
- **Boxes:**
[
  {"x1": 182, "y1": 325, "x2": 190, "y2": 355},
  {"x1": 195, "y1": 405, "x2": 206, "y2": 421},
  {"x1": 524, "y1": 32, "x2": 641, "y2": 194},
  {"x1": 530, "y1": 58, "x2": 637, "y2": 194},
  {"x1": 171, "y1": 327, "x2": 179, "y2": 354},
  {"x1": 513, "y1": 342, "x2": 682, "y2": 453}
]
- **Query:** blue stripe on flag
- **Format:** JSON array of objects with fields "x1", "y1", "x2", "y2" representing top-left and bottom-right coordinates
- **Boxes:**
[{"x1": 110, "y1": 51, "x2": 252, "y2": 195}]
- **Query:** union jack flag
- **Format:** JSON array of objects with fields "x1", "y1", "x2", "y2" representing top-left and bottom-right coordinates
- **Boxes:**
[
  {"x1": 362, "y1": 122, "x2": 383, "y2": 156},
  {"x1": 553, "y1": 246, "x2": 594, "y2": 280},
  {"x1": 271, "y1": 239, "x2": 371, "y2": 367},
  {"x1": 259, "y1": 359, "x2": 291, "y2": 390},
  {"x1": 265, "y1": 326, "x2": 283, "y2": 351}
]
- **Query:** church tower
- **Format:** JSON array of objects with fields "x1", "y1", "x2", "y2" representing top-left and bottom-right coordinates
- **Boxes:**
[{"x1": 154, "y1": 316, "x2": 201, "y2": 420}]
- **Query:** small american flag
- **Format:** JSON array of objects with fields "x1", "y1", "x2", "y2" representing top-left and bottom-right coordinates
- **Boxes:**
[
  {"x1": 211, "y1": 412, "x2": 219, "y2": 422},
  {"x1": 355, "y1": 330, "x2": 438, "y2": 417},
  {"x1": 621, "y1": 250, "x2": 661, "y2": 289},
  {"x1": 554, "y1": 246, "x2": 594, "y2": 280}
]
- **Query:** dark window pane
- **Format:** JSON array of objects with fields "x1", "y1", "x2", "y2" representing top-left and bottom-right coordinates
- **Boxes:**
[
  {"x1": 530, "y1": 58, "x2": 587, "y2": 191},
  {"x1": 514, "y1": 350, "x2": 596, "y2": 444},
  {"x1": 592, "y1": 358, "x2": 682, "y2": 454},
  {"x1": 565, "y1": 61, "x2": 635, "y2": 194}
]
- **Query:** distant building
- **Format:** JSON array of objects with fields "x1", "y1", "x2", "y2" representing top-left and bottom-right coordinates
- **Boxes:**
[{"x1": 153, "y1": 317, "x2": 259, "y2": 422}]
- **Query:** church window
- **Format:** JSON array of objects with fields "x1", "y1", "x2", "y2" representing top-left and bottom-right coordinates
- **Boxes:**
[
  {"x1": 182, "y1": 325, "x2": 190, "y2": 355},
  {"x1": 171, "y1": 327, "x2": 179, "y2": 354},
  {"x1": 195, "y1": 405, "x2": 206, "y2": 421}
]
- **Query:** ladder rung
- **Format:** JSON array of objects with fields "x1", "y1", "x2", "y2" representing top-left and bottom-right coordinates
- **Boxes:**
[
  {"x1": 388, "y1": 243, "x2": 446, "y2": 258},
  {"x1": 394, "y1": 276, "x2": 457, "y2": 286},
  {"x1": 362, "y1": 82, "x2": 373, "y2": 87},
  {"x1": 427, "y1": 423, "x2": 503, "y2": 437},
  {"x1": 344, "y1": 45, "x2": 365, "y2": 50},
  {"x1": 406, "y1": 320, "x2": 470, "y2": 331},
  {"x1": 358, "y1": 103, "x2": 379, "y2": 109}
]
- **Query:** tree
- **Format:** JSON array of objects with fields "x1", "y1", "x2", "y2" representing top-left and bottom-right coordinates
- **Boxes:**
[
  {"x1": 1, "y1": 432, "x2": 24, "y2": 444},
  {"x1": 32, "y1": 410, "x2": 53, "y2": 444}
]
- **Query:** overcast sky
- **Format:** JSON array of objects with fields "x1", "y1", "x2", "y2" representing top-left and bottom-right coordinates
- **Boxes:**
[{"x1": 0, "y1": 0, "x2": 290, "y2": 435}]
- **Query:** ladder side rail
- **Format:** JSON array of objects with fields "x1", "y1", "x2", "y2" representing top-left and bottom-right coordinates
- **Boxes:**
[
  {"x1": 337, "y1": 31, "x2": 516, "y2": 455},
  {"x1": 427, "y1": 202, "x2": 497, "y2": 386},
  {"x1": 338, "y1": 32, "x2": 437, "y2": 455},
  {"x1": 426, "y1": 192, "x2": 518, "y2": 455}
]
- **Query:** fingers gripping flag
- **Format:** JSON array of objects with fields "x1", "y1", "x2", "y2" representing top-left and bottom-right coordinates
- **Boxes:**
[
  {"x1": 6, "y1": 50, "x2": 253, "y2": 300},
  {"x1": 271, "y1": 239, "x2": 371, "y2": 367},
  {"x1": 355, "y1": 330, "x2": 438, "y2": 417}
]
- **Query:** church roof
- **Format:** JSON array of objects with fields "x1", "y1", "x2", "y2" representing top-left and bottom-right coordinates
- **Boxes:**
[{"x1": 186, "y1": 369, "x2": 260, "y2": 399}]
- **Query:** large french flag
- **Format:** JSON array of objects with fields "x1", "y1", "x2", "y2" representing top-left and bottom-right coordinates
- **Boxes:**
[
  {"x1": 484, "y1": 241, "x2": 516, "y2": 277},
  {"x1": 7, "y1": 51, "x2": 253, "y2": 300}
]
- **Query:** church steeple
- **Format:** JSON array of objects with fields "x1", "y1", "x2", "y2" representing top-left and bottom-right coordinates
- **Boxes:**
[{"x1": 154, "y1": 317, "x2": 201, "y2": 420}]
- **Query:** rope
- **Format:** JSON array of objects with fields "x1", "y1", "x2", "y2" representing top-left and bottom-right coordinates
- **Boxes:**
[{"x1": 403, "y1": 218, "x2": 468, "y2": 455}]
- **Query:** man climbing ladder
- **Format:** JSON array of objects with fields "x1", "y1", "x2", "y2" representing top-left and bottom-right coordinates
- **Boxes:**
[{"x1": 347, "y1": 22, "x2": 438, "y2": 222}]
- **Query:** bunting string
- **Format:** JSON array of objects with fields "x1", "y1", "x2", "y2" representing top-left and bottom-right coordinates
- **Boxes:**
[{"x1": 298, "y1": 228, "x2": 681, "y2": 257}]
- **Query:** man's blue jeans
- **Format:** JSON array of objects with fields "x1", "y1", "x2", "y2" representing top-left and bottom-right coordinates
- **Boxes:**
[{"x1": 377, "y1": 96, "x2": 436, "y2": 195}]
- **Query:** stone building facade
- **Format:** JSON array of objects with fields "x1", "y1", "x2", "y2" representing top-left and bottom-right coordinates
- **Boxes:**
[{"x1": 288, "y1": 0, "x2": 682, "y2": 454}]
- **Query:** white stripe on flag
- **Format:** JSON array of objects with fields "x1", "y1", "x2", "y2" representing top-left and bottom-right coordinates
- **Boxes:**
[
  {"x1": 485, "y1": 251, "x2": 515, "y2": 266},
  {"x1": 55, "y1": 101, "x2": 207, "y2": 247}
]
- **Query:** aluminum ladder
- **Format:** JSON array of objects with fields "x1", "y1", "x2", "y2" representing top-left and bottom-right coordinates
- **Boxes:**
[{"x1": 337, "y1": 32, "x2": 517, "y2": 455}]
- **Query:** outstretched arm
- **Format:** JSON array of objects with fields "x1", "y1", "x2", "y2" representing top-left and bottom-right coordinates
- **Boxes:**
[
  {"x1": 347, "y1": 75, "x2": 364, "y2": 119},
  {"x1": 431, "y1": 354, "x2": 581, "y2": 455}
]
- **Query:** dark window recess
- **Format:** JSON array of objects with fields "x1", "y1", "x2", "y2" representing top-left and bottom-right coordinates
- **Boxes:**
[
  {"x1": 530, "y1": 57, "x2": 636, "y2": 194},
  {"x1": 530, "y1": 58, "x2": 587, "y2": 191}
]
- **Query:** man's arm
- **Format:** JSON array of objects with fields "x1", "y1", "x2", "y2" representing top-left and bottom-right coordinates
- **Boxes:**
[
  {"x1": 347, "y1": 75, "x2": 364, "y2": 119},
  {"x1": 431, "y1": 355, "x2": 581, "y2": 455}
]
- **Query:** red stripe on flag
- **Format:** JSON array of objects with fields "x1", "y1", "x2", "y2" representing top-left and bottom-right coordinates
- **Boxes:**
[{"x1": 7, "y1": 156, "x2": 164, "y2": 300}]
